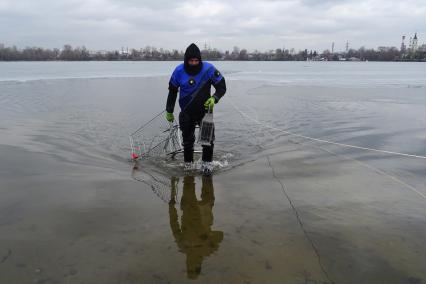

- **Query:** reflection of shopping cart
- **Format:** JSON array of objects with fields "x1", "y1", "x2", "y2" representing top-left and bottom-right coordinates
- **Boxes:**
[
  {"x1": 131, "y1": 167, "x2": 181, "y2": 205},
  {"x1": 129, "y1": 111, "x2": 183, "y2": 160}
]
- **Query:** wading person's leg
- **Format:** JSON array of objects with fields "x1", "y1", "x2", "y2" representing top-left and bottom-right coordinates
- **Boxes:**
[{"x1": 179, "y1": 112, "x2": 196, "y2": 163}]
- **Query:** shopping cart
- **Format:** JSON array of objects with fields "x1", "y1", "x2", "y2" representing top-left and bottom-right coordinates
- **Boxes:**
[{"x1": 129, "y1": 111, "x2": 183, "y2": 161}]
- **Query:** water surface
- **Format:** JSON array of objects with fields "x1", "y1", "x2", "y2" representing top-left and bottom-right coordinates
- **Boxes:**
[{"x1": 0, "y1": 61, "x2": 425, "y2": 283}]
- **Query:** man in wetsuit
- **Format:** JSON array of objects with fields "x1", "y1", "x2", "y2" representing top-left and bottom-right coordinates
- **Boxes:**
[{"x1": 165, "y1": 43, "x2": 226, "y2": 175}]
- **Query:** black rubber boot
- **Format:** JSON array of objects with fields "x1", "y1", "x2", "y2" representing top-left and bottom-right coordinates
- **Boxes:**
[
  {"x1": 202, "y1": 144, "x2": 214, "y2": 162},
  {"x1": 184, "y1": 149, "x2": 194, "y2": 163}
]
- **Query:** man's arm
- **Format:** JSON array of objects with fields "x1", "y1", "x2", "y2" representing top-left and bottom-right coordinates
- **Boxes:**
[
  {"x1": 166, "y1": 67, "x2": 180, "y2": 113},
  {"x1": 209, "y1": 66, "x2": 226, "y2": 103},
  {"x1": 166, "y1": 82, "x2": 179, "y2": 113},
  {"x1": 212, "y1": 77, "x2": 226, "y2": 103}
]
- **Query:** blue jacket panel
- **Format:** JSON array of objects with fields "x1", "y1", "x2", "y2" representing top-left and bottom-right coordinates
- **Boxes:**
[{"x1": 169, "y1": 61, "x2": 224, "y2": 110}]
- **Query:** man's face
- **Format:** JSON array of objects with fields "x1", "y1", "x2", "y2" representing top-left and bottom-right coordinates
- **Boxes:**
[{"x1": 188, "y1": 58, "x2": 200, "y2": 66}]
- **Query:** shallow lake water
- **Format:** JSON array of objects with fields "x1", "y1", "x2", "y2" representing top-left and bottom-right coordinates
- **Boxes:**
[{"x1": 0, "y1": 61, "x2": 425, "y2": 283}]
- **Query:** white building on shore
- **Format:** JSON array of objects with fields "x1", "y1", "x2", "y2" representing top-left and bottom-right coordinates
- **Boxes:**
[{"x1": 408, "y1": 33, "x2": 418, "y2": 53}]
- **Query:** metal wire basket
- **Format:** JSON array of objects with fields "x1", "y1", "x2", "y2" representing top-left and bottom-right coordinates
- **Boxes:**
[
  {"x1": 129, "y1": 112, "x2": 183, "y2": 160},
  {"x1": 198, "y1": 107, "x2": 215, "y2": 146}
]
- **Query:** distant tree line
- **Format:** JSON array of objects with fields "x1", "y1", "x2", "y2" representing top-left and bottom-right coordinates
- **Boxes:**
[{"x1": 0, "y1": 44, "x2": 425, "y2": 62}]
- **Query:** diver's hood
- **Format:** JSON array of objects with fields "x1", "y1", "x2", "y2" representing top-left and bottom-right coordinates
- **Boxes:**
[{"x1": 184, "y1": 43, "x2": 203, "y2": 76}]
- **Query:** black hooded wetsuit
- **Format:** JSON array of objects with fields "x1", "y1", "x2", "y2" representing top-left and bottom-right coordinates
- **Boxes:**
[{"x1": 166, "y1": 43, "x2": 226, "y2": 163}]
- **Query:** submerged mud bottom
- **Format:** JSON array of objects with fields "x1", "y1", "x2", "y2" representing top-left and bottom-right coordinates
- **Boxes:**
[
  {"x1": 1, "y1": 76, "x2": 425, "y2": 283},
  {"x1": 128, "y1": 138, "x2": 425, "y2": 283}
]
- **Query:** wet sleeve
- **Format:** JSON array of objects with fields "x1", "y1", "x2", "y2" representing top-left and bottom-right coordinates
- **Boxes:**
[
  {"x1": 209, "y1": 67, "x2": 223, "y2": 85},
  {"x1": 209, "y1": 67, "x2": 226, "y2": 103},
  {"x1": 212, "y1": 77, "x2": 226, "y2": 103},
  {"x1": 166, "y1": 69, "x2": 180, "y2": 113}
]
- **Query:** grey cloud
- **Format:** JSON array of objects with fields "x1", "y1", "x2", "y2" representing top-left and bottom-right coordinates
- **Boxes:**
[
  {"x1": 0, "y1": 0, "x2": 425, "y2": 51},
  {"x1": 300, "y1": 0, "x2": 351, "y2": 7}
]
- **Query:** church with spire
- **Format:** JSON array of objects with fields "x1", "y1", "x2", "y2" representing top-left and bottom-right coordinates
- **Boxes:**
[{"x1": 408, "y1": 33, "x2": 418, "y2": 53}]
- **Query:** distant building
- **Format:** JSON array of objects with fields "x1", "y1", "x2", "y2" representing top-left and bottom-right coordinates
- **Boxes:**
[
  {"x1": 90, "y1": 50, "x2": 109, "y2": 56},
  {"x1": 418, "y1": 44, "x2": 426, "y2": 53},
  {"x1": 413, "y1": 33, "x2": 418, "y2": 51},
  {"x1": 408, "y1": 33, "x2": 418, "y2": 53},
  {"x1": 400, "y1": 36, "x2": 406, "y2": 53},
  {"x1": 120, "y1": 47, "x2": 129, "y2": 56}
]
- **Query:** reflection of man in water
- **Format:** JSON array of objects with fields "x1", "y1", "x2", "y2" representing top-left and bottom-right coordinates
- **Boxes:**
[{"x1": 169, "y1": 176, "x2": 223, "y2": 279}]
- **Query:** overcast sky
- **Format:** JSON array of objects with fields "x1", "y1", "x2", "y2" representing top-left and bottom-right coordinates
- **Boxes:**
[{"x1": 0, "y1": 0, "x2": 425, "y2": 52}]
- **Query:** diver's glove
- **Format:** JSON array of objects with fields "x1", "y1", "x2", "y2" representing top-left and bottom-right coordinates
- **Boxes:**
[
  {"x1": 204, "y1": 96, "x2": 216, "y2": 110},
  {"x1": 165, "y1": 112, "x2": 174, "y2": 122}
]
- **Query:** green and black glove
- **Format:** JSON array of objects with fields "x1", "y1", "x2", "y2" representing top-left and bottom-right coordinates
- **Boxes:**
[
  {"x1": 165, "y1": 112, "x2": 174, "y2": 122},
  {"x1": 204, "y1": 96, "x2": 216, "y2": 110}
]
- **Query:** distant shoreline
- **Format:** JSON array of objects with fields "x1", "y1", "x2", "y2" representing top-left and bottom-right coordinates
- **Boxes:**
[
  {"x1": 0, "y1": 58, "x2": 426, "y2": 63},
  {"x1": 1, "y1": 44, "x2": 425, "y2": 62}
]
